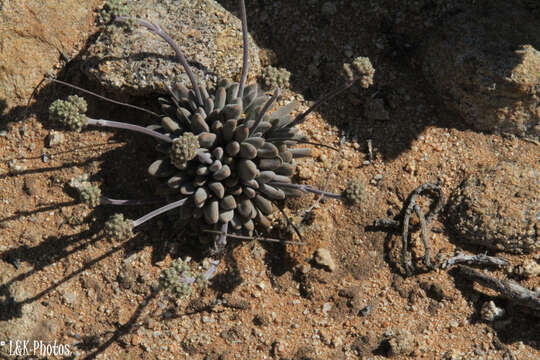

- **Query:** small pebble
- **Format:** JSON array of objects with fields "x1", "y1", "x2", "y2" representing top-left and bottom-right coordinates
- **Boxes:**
[
  {"x1": 514, "y1": 259, "x2": 540, "y2": 278},
  {"x1": 313, "y1": 248, "x2": 336, "y2": 272},
  {"x1": 480, "y1": 300, "x2": 505, "y2": 322},
  {"x1": 46, "y1": 130, "x2": 65, "y2": 147}
]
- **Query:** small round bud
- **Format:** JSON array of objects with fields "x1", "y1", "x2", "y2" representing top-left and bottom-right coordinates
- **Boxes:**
[
  {"x1": 160, "y1": 258, "x2": 193, "y2": 298},
  {"x1": 169, "y1": 132, "x2": 199, "y2": 169},
  {"x1": 80, "y1": 184, "x2": 101, "y2": 207},
  {"x1": 343, "y1": 56, "x2": 375, "y2": 88},
  {"x1": 260, "y1": 66, "x2": 291, "y2": 90},
  {"x1": 68, "y1": 95, "x2": 88, "y2": 113},
  {"x1": 104, "y1": 213, "x2": 133, "y2": 240},
  {"x1": 49, "y1": 96, "x2": 88, "y2": 132},
  {"x1": 342, "y1": 180, "x2": 366, "y2": 205}
]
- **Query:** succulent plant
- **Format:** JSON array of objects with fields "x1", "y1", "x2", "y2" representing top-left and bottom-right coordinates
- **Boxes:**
[
  {"x1": 342, "y1": 180, "x2": 366, "y2": 205},
  {"x1": 49, "y1": 0, "x2": 374, "y2": 285}
]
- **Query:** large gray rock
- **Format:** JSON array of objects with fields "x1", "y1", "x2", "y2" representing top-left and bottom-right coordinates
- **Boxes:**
[
  {"x1": 0, "y1": 0, "x2": 100, "y2": 117},
  {"x1": 82, "y1": 0, "x2": 262, "y2": 96},
  {"x1": 446, "y1": 161, "x2": 539, "y2": 254},
  {"x1": 422, "y1": 2, "x2": 540, "y2": 141}
]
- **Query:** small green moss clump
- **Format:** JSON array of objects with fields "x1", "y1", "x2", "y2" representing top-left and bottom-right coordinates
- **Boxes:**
[
  {"x1": 104, "y1": 213, "x2": 133, "y2": 240},
  {"x1": 169, "y1": 132, "x2": 199, "y2": 170},
  {"x1": 160, "y1": 258, "x2": 193, "y2": 297},
  {"x1": 260, "y1": 66, "x2": 291, "y2": 90},
  {"x1": 342, "y1": 180, "x2": 366, "y2": 205},
  {"x1": 49, "y1": 95, "x2": 88, "y2": 132},
  {"x1": 343, "y1": 56, "x2": 375, "y2": 88}
]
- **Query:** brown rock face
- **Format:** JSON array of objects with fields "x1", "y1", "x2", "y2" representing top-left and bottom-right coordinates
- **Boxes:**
[
  {"x1": 0, "y1": 0, "x2": 100, "y2": 117},
  {"x1": 81, "y1": 0, "x2": 261, "y2": 96},
  {"x1": 446, "y1": 162, "x2": 539, "y2": 254},
  {"x1": 422, "y1": 2, "x2": 540, "y2": 141}
]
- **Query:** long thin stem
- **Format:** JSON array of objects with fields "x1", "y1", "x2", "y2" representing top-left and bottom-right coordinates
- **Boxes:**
[
  {"x1": 270, "y1": 182, "x2": 342, "y2": 199},
  {"x1": 115, "y1": 16, "x2": 204, "y2": 107},
  {"x1": 237, "y1": 0, "x2": 249, "y2": 98},
  {"x1": 87, "y1": 117, "x2": 172, "y2": 143},
  {"x1": 203, "y1": 229, "x2": 304, "y2": 245},
  {"x1": 265, "y1": 138, "x2": 339, "y2": 151},
  {"x1": 132, "y1": 198, "x2": 188, "y2": 227},
  {"x1": 99, "y1": 196, "x2": 164, "y2": 206},
  {"x1": 291, "y1": 81, "x2": 355, "y2": 126},
  {"x1": 45, "y1": 77, "x2": 161, "y2": 117}
]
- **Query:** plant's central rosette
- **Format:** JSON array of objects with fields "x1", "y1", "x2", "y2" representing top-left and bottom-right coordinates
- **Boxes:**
[{"x1": 149, "y1": 79, "x2": 311, "y2": 235}]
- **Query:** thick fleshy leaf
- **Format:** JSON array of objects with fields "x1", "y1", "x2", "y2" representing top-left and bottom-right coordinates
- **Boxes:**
[
  {"x1": 258, "y1": 142, "x2": 279, "y2": 158},
  {"x1": 275, "y1": 163, "x2": 295, "y2": 176},
  {"x1": 244, "y1": 187, "x2": 256, "y2": 198},
  {"x1": 279, "y1": 150, "x2": 293, "y2": 163},
  {"x1": 208, "y1": 182, "x2": 225, "y2": 198},
  {"x1": 257, "y1": 171, "x2": 276, "y2": 184},
  {"x1": 219, "y1": 209, "x2": 234, "y2": 223},
  {"x1": 238, "y1": 160, "x2": 258, "y2": 181},
  {"x1": 212, "y1": 147, "x2": 224, "y2": 161},
  {"x1": 213, "y1": 164, "x2": 231, "y2": 181},
  {"x1": 226, "y1": 83, "x2": 239, "y2": 103},
  {"x1": 239, "y1": 142, "x2": 257, "y2": 159},
  {"x1": 243, "y1": 179, "x2": 259, "y2": 189},
  {"x1": 198, "y1": 132, "x2": 216, "y2": 148},
  {"x1": 161, "y1": 117, "x2": 180, "y2": 133},
  {"x1": 222, "y1": 119, "x2": 237, "y2": 142},
  {"x1": 257, "y1": 209, "x2": 271, "y2": 228},
  {"x1": 167, "y1": 174, "x2": 186, "y2": 189},
  {"x1": 244, "y1": 136, "x2": 265, "y2": 149},
  {"x1": 214, "y1": 86, "x2": 227, "y2": 111},
  {"x1": 253, "y1": 195, "x2": 273, "y2": 215},
  {"x1": 259, "y1": 183, "x2": 285, "y2": 200},
  {"x1": 225, "y1": 141, "x2": 240, "y2": 156},
  {"x1": 233, "y1": 125, "x2": 249, "y2": 142},
  {"x1": 259, "y1": 157, "x2": 283, "y2": 170},
  {"x1": 191, "y1": 113, "x2": 209, "y2": 134},
  {"x1": 194, "y1": 187, "x2": 208, "y2": 208},
  {"x1": 238, "y1": 198, "x2": 254, "y2": 218},
  {"x1": 220, "y1": 195, "x2": 237, "y2": 210},
  {"x1": 203, "y1": 200, "x2": 219, "y2": 224},
  {"x1": 209, "y1": 160, "x2": 222, "y2": 173},
  {"x1": 290, "y1": 148, "x2": 312, "y2": 158},
  {"x1": 196, "y1": 165, "x2": 209, "y2": 176}
]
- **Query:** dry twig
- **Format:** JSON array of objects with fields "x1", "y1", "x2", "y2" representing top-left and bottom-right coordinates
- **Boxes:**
[
  {"x1": 442, "y1": 253, "x2": 510, "y2": 269},
  {"x1": 457, "y1": 265, "x2": 540, "y2": 313}
]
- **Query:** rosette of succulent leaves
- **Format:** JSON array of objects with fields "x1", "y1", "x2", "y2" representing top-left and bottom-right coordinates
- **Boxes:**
[{"x1": 49, "y1": 0, "x2": 374, "y2": 292}]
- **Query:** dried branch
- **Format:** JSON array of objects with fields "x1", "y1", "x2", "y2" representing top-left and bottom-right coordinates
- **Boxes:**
[
  {"x1": 442, "y1": 253, "x2": 510, "y2": 269},
  {"x1": 457, "y1": 265, "x2": 540, "y2": 313}
]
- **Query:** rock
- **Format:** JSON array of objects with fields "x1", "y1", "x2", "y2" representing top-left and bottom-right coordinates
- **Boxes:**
[
  {"x1": 388, "y1": 329, "x2": 415, "y2": 356},
  {"x1": 422, "y1": 2, "x2": 540, "y2": 140},
  {"x1": 514, "y1": 259, "x2": 540, "y2": 278},
  {"x1": 0, "y1": 0, "x2": 99, "y2": 117},
  {"x1": 82, "y1": 0, "x2": 261, "y2": 96},
  {"x1": 480, "y1": 300, "x2": 505, "y2": 322},
  {"x1": 23, "y1": 176, "x2": 39, "y2": 196},
  {"x1": 446, "y1": 161, "x2": 539, "y2": 253},
  {"x1": 313, "y1": 248, "x2": 336, "y2": 272},
  {"x1": 46, "y1": 130, "x2": 65, "y2": 147}
]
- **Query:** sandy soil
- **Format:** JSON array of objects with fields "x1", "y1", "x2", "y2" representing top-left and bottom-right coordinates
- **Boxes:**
[{"x1": 0, "y1": 1, "x2": 538, "y2": 359}]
